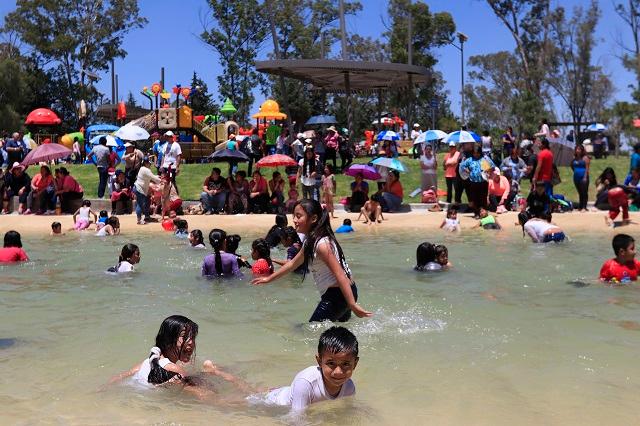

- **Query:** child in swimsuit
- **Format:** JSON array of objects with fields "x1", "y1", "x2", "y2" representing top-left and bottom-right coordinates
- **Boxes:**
[
  {"x1": 107, "y1": 243, "x2": 140, "y2": 273},
  {"x1": 273, "y1": 226, "x2": 305, "y2": 274},
  {"x1": 251, "y1": 238, "x2": 274, "y2": 276},
  {"x1": 96, "y1": 210, "x2": 109, "y2": 231},
  {"x1": 599, "y1": 234, "x2": 640, "y2": 283},
  {"x1": 440, "y1": 207, "x2": 460, "y2": 232},
  {"x1": 50, "y1": 221, "x2": 64, "y2": 236},
  {"x1": 473, "y1": 207, "x2": 501, "y2": 230},
  {"x1": 96, "y1": 216, "x2": 120, "y2": 236},
  {"x1": 189, "y1": 230, "x2": 206, "y2": 249}
]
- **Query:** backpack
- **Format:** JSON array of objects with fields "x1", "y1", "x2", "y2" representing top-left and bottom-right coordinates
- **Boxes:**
[{"x1": 421, "y1": 189, "x2": 437, "y2": 203}]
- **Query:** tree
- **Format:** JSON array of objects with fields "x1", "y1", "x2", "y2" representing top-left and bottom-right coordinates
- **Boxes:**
[
  {"x1": 615, "y1": 0, "x2": 640, "y2": 102},
  {"x1": 189, "y1": 71, "x2": 217, "y2": 116},
  {"x1": 2, "y1": 0, "x2": 147, "y2": 127},
  {"x1": 201, "y1": 0, "x2": 268, "y2": 125},
  {"x1": 125, "y1": 91, "x2": 137, "y2": 108},
  {"x1": 547, "y1": 1, "x2": 608, "y2": 138}
]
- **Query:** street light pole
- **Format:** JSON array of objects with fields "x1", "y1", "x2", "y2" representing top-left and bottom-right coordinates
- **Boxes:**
[{"x1": 450, "y1": 32, "x2": 468, "y2": 126}]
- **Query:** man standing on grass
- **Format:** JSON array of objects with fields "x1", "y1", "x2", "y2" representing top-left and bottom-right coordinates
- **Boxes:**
[
  {"x1": 86, "y1": 136, "x2": 110, "y2": 199},
  {"x1": 533, "y1": 137, "x2": 554, "y2": 198}
]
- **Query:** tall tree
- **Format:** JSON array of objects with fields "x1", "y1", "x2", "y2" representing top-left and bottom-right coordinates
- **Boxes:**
[
  {"x1": 547, "y1": 1, "x2": 609, "y2": 138},
  {"x1": 201, "y1": 0, "x2": 268, "y2": 125},
  {"x1": 615, "y1": 0, "x2": 640, "y2": 102},
  {"x1": 2, "y1": 0, "x2": 147, "y2": 126},
  {"x1": 189, "y1": 71, "x2": 217, "y2": 116},
  {"x1": 125, "y1": 91, "x2": 137, "y2": 108}
]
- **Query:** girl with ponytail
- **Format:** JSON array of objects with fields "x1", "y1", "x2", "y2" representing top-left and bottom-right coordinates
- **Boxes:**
[
  {"x1": 252, "y1": 199, "x2": 373, "y2": 322},
  {"x1": 201, "y1": 228, "x2": 241, "y2": 277},
  {"x1": 250, "y1": 238, "x2": 274, "y2": 276}
]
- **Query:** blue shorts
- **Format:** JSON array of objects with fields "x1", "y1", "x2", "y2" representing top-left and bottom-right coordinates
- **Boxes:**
[{"x1": 543, "y1": 232, "x2": 565, "y2": 243}]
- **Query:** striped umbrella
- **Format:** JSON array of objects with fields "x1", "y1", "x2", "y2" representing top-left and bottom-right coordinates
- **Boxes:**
[
  {"x1": 445, "y1": 130, "x2": 481, "y2": 144},
  {"x1": 377, "y1": 130, "x2": 400, "y2": 141},
  {"x1": 414, "y1": 129, "x2": 448, "y2": 144}
]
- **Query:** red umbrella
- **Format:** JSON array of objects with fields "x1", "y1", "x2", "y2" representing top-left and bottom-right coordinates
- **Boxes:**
[
  {"x1": 25, "y1": 108, "x2": 62, "y2": 125},
  {"x1": 255, "y1": 154, "x2": 297, "y2": 168},
  {"x1": 21, "y1": 143, "x2": 72, "y2": 166}
]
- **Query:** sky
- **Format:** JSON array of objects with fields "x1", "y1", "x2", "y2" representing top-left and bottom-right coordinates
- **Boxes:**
[{"x1": 0, "y1": 0, "x2": 635, "y2": 120}]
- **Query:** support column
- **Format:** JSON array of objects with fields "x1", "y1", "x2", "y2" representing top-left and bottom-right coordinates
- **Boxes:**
[{"x1": 344, "y1": 73, "x2": 353, "y2": 146}]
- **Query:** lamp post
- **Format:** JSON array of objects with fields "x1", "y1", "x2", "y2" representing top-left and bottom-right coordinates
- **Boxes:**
[{"x1": 450, "y1": 32, "x2": 468, "y2": 125}]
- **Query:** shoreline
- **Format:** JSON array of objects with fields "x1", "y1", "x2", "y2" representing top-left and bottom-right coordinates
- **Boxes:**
[{"x1": 1, "y1": 209, "x2": 635, "y2": 237}]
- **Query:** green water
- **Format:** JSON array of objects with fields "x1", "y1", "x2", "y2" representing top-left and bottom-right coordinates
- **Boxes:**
[{"x1": 1, "y1": 229, "x2": 640, "y2": 425}]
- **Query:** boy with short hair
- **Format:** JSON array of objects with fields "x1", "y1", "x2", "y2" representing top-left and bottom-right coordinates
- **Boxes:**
[
  {"x1": 50, "y1": 221, "x2": 64, "y2": 236},
  {"x1": 263, "y1": 326, "x2": 359, "y2": 412},
  {"x1": 335, "y1": 218, "x2": 354, "y2": 233},
  {"x1": 599, "y1": 234, "x2": 640, "y2": 283}
]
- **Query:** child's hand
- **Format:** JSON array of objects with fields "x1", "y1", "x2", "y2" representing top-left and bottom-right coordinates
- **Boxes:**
[
  {"x1": 350, "y1": 303, "x2": 373, "y2": 318},
  {"x1": 251, "y1": 276, "x2": 272, "y2": 285}
]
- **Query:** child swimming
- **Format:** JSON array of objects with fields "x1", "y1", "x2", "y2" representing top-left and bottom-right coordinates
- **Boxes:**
[
  {"x1": 107, "y1": 243, "x2": 140, "y2": 273},
  {"x1": 201, "y1": 229, "x2": 241, "y2": 277},
  {"x1": 0, "y1": 230, "x2": 29, "y2": 262},
  {"x1": 50, "y1": 221, "x2": 64, "y2": 236},
  {"x1": 518, "y1": 212, "x2": 565, "y2": 243},
  {"x1": 174, "y1": 219, "x2": 189, "y2": 238},
  {"x1": 96, "y1": 216, "x2": 120, "y2": 236},
  {"x1": 251, "y1": 238, "x2": 274, "y2": 276},
  {"x1": 96, "y1": 210, "x2": 109, "y2": 231},
  {"x1": 265, "y1": 214, "x2": 288, "y2": 248},
  {"x1": 189, "y1": 230, "x2": 206, "y2": 249},
  {"x1": 335, "y1": 218, "x2": 354, "y2": 233},
  {"x1": 259, "y1": 326, "x2": 358, "y2": 412},
  {"x1": 473, "y1": 207, "x2": 501, "y2": 230},
  {"x1": 252, "y1": 199, "x2": 372, "y2": 322},
  {"x1": 414, "y1": 242, "x2": 448, "y2": 271},
  {"x1": 439, "y1": 207, "x2": 460, "y2": 232},
  {"x1": 273, "y1": 226, "x2": 305, "y2": 274},
  {"x1": 73, "y1": 200, "x2": 97, "y2": 231},
  {"x1": 225, "y1": 234, "x2": 251, "y2": 269},
  {"x1": 599, "y1": 234, "x2": 640, "y2": 283}
]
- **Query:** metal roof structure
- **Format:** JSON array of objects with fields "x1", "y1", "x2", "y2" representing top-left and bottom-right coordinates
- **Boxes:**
[{"x1": 255, "y1": 59, "x2": 431, "y2": 92}]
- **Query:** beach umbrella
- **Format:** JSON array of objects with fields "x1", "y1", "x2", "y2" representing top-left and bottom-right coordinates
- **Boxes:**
[
  {"x1": 208, "y1": 149, "x2": 249, "y2": 162},
  {"x1": 256, "y1": 154, "x2": 297, "y2": 168},
  {"x1": 586, "y1": 123, "x2": 606, "y2": 132},
  {"x1": 305, "y1": 115, "x2": 338, "y2": 125},
  {"x1": 86, "y1": 124, "x2": 119, "y2": 133},
  {"x1": 371, "y1": 156, "x2": 408, "y2": 172},
  {"x1": 115, "y1": 124, "x2": 150, "y2": 141},
  {"x1": 21, "y1": 143, "x2": 71, "y2": 166},
  {"x1": 24, "y1": 108, "x2": 61, "y2": 125},
  {"x1": 344, "y1": 164, "x2": 381, "y2": 180},
  {"x1": 377, "y1": 130, "x2": 399, "y2": 141},
  {"x1": 89, "y1": 134, "x2": 120, "y2": 147},
  {"x1": 414, "y1": 129, "x2": 448, "y2": 144},
  {"x1": 445, "y1": 130, "x2": 481, "y2": 144}
]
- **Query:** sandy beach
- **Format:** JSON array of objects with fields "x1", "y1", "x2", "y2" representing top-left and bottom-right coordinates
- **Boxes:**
[{"x1": 1, "y1": 209, "x2": 635, "y2": 236}]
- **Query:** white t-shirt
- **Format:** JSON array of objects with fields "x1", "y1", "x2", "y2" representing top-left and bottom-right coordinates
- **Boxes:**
[
  {"x1": 162, "y1": 142, "x2": 182, "y2": 169},
  {"x1": 134, "y1": 166, "x2": 160, "y2": 194},
  {"x1": 263, "y1": 365, "x2": 355, "y2": 412},
  {"x1": 410, "y1": 129, "x2": 421, "y2": 141},
  {"x1": 132, "y1": 357, "x2": 172, "y2": 388},
  {"x1": 117, "y1": 261, "x2": 134, "y2": 272},
  {"x1": 298, "y1": 158, "x2": 317, "y2": 187},
  {"x1": 309, "y1": 237, "x2": 351, "y2": 295},
  {"x1": 523, "y1": 220, "x2": 556, "y2": 243},
  {"x1": 78, "y1": 206, "x2": 91, "y2": 221},
  {"x1": 420, "y1": 154, "x2": 436, "y2": 175}
]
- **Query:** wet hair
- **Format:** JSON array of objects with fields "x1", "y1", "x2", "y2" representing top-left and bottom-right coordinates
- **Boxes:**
[
  {"x1": 612, "y1": 234, "x2": 635, "y2": 256},
  {"x1": 251, "y1": 238, "x2": 273, "y2": 273},
  {"x1": 99, "y1": 210, "x2": 108, "y2": 218},
  {"x1": 225, "y1": 234, "x2": 241, "y2": 254},
  {"x1": 275, "y1": 213, "x2": 288, "y2": 228},
  {"x1": 318, "y1": 326, "x2": 358, "y2": 358},
  {"x1": 282, "y1": 226, "x2": 301, "y2": 245},
  {"x1": 208, "y1": 228, "x2": 227, "y2": 275},
  {"x1": 3, "y1": 230, "x2": 22, "y2": 248},
  {"x1": 596, "y1": 167, "x2": 617, "y2": 187},
  {"x1": 414, "y1": 242, "x2": 435, "y2": 270},
  {"x1": 173, "y1": 219, "x2": 188, "y2": 231},
  {"x1": 518, "y1": 211, "x2": 531, "y2": 237},
  {"x1": 434, "y1": 245, "x2": 448, "y2": 264},
  {"x1": 119, "y1": 243, "x2": 139, "y2": 263},
  {"x1": 190, "y1": 229, "x2": 204, "y2": 247},
  {"x1": 107, "y1": 216, "x2": 120, "y2": 229},
  {"x1": 297, "y1": 199, "x2": 351, "y2": 281},
  {"x1": 51, "y1": 221, "x2": 61, "y2": 230},
  {"x1": 343, "y1": 218, "x2": 352, "y2": 226},
  {"x1": 148, "y1": 315, "x2": 198, "y2": 384},
  {"x1": 82, "y1": 200, "x2": 91, "y2": 207}
]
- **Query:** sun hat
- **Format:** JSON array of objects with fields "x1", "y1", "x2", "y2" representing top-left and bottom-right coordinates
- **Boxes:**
[
  {"x1": 124, "y1": 142, "x2": 133, "y2": 148},
  {"x1": 413, "y1": 123, "x2": 420, "y2": 128},
  {"x1": 10, "y1": 162, "x2": 24, "y2": 172},
  {"x1": 164, "y1": 130, "x2": 174, "y2": 137}
]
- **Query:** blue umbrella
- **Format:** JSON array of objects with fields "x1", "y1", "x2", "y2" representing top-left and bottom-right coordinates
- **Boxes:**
[
  {"x1": 305, "y1": 115, "x2": 338, "y2": 125},
  {"x1": 371, "y1": 156, "x2": 408, "y2": 172},
  {"x1": 414, "y1": 129, "x2": 448, "y2": 144},
  {"x1": 377, "y1": 130, "x2": 400, "y2": 141},
  {"x1": 445, "y1": 130, "x2": 481, "y2": 144},
  {"x1": 586, "y1": 123, "x2": 606, "y2": 132},
  {"x1": 89, "y1": 134, "x2": 123, "y2": 147},
  {"x1": 86, "y1": 124, "x2": 120, "y2": 134}
]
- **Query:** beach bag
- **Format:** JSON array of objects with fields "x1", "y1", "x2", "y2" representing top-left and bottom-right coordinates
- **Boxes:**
[{"x1": 421, "y1": 189, "x2": 437, "y2": 203}]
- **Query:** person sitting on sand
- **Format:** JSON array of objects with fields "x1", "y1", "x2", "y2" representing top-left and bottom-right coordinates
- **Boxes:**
[
  {"x1": 518, "y1": 212, "x2": 565, "y2": 243},
  {"x1": 73, "y1": 200, "x2": 97, "y2": 231},
  {"x1": 600, "y1": 234, "x2": 640, "y2": 283},
  {"x1": 107, "y1": 244, "x2": 140, "y2": 273},
  {"x1": 473, "y1": 207, "x2": 501, "y2": 230},
  {"x1": 285, "y1": 184, "x2": 299, "y2": 214},
  {"x1": 525, "y1": 182, "x2": 550, "y2": 218},
  {"x1": 257, "y1": 326, "x2": 359, "y2": 413},
  {"x1": 0, "y1": 230, "x2": 28, "y2": 262},
  {"x1": 440, "y1": 207, "x2": 460, "y2": 232},
  {"x1": 357, "y1": 193, "x2": 383, "y2": 224}
]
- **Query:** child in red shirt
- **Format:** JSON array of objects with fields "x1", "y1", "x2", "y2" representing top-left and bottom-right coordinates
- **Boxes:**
[
  {"x1": 251, "y1": 238, "x2": 274, "y2": 276},
  {"x1": 599, "y1": 234, "x2": 640, "y2": 283},
  {"x1": 0, "y1": 230, "x2": 29, "y2": 262}
]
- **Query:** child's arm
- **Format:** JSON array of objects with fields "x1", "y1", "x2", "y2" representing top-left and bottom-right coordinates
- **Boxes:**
[
  {"x1": 163, "y1": 361, "x2": 189, "y2": 378},
  {"x1": 202, "y1": 360, "x2": 256, "y2": 393},
  {"x1": 107, "y1": 362, "x2": 143, "y2": 385},
  {"x1": 91, "y1": 209, "x2": 97, "y2": 223},
  {"x1": 72, "y1": 209, "x2": 80, "y2": 223},
  {"x1": 439, "y1": 219, "x2": 446, "y2": 229},
  {"x1": 251, "y1": 248, "x2": 304, "y2": 285},
  {"x1": 316, "y1": 242, "x2": 373, "y2": 318}
]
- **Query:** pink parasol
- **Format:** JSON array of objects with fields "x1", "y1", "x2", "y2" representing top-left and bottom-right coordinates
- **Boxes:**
[
  {"x1": 21, "y1": 143, "x2": 72, "y2": 166},
  {"x1": 344, "y1": 164, "x2": 381, "y2": 180},
  {"x1": 255, "y1": 154, "x2": 297, "y2": 168}
]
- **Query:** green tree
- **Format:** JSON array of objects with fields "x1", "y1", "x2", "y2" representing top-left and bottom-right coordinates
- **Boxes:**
[
  {"x1": 189, "y1": 71, "x2": 217, "y2": 116},
  {"x1": 2, "y1": 0, "x2": 146, "y2": 127},
  {"x1": 201, "y1": 0, "x2": 268, "y2": 125},
  {"x1": 125, "y1": 91, "x2": 137, "y2": 108},
  {"x1": 615, "y1": 1, "x2": 640, "y2": 102}
]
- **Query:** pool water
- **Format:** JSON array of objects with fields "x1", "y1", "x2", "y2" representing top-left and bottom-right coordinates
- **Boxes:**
[{"x1": 1, "y1": 228, "x2": 640, "y2": 425}]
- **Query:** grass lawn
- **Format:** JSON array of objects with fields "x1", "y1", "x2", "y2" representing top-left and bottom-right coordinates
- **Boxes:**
[{"x1": 61, "y1": 154, "x2": 630, "y2": 203}]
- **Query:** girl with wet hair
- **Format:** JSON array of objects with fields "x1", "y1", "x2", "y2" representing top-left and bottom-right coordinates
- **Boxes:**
[{"x1": 201, "y1": 229, "x2": 241, "y2": 277}]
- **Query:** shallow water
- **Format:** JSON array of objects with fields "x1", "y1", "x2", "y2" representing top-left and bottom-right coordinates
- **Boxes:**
[{"x1": 1, "y1": 228, "x2": 640, "y2": 425}]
